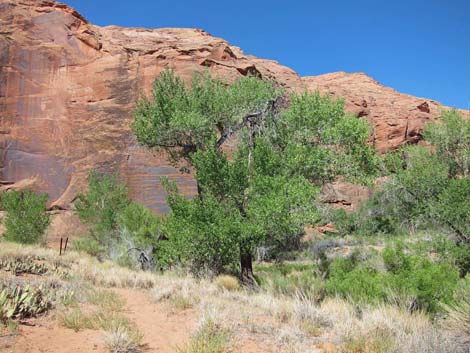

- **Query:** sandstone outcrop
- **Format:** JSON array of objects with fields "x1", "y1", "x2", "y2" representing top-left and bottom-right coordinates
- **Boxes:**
[
  {"x1": 303, "y1": 73, "x2": 468, "y2": 152},
  {"x1": 1, "y1": 0, "x2": 466, "y2": 213}
]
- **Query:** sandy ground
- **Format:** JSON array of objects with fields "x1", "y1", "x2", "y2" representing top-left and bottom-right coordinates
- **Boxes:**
[{"x1": 2, "y1": 288, "x2": 196, "y2": 353}]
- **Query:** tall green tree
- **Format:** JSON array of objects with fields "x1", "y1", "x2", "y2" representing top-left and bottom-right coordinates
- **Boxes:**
[{"x1": 133, "y1": 69, "x2": 378, "y2": 281}]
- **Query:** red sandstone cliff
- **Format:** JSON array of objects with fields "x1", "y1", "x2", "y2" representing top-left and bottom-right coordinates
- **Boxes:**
[{"x1": 0, "y1": 0, "x2": 466, "y2": 213}]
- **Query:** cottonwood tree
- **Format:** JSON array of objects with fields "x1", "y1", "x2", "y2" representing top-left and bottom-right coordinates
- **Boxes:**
[{"x1": 133, "y1": 69, "x2": 377, "y2": 282}]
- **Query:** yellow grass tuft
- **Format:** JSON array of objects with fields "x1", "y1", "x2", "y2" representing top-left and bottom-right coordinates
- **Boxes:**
[{"x1": 214, "y1": 275, "x2": 240, "y2": 292}]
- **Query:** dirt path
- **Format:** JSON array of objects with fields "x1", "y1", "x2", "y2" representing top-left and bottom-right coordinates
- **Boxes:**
[
  {"x1": 3, "y1": 288, "x2": 196, "y2": 353},
  {"x1": 114, "y1": 288, "x2": 197, "y2": 353}
]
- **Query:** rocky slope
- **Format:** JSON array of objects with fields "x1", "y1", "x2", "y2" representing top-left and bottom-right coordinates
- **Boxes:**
[{"x1": 0, "y1": 0, "x2": 466, "y2": 213}]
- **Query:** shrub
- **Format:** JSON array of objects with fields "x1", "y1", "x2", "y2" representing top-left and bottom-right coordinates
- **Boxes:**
[
  {"x1": 382, "y1": 244, "x2": 459, "y2": 313},
  {"x1": 388, "y1": 258, "x2": 459, "y2": 313},
  {"x1": 382, "y1": 242, "x2": 412, "y2": 274},
  {"x1": 324, "y1": 245, "x2": 460, "y2": 313},
  {"x1": 1, "y1": 190, "x2": 50, "y2": 244},
  {"x1": 117, "y1": 202, "x2": 162, "y2": 249},
  {"x1": 178, "y1": 318, "x2": 231, "y2": 353},
  {"x1": 433, "y1": 237, "x2": 470, "y2": 278},
  {"x1": 75, "y1": 171, "x2": 129, "y2": 241},
  {"x1": 325, "y1": 259, "x2": 385, "y2": 303}
]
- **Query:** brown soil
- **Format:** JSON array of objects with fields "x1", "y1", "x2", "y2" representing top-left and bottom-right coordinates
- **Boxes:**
[
  {"x1": 114, "y1": 288, "x2": 197, "y2": 353},
  {"x1": 2, "y1": 288, "x2": 197, "y2": 353},
  {"x1": 6, "y1": 323, "x2": 106, "y2": 353}
]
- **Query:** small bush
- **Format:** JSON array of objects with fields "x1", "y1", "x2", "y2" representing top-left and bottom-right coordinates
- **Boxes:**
[
  {"x1": 214, "y1": 275, "x2": 240, "y2": 291},
  {"x1": 60, "y1": 308, "x2": 94, "y2": 331},
  {"x1": 178, "y1": 318, "x2": 231, "y2": 353},
  {"x1": 325, "y1": 261, "x2": 385, "y2": 303},
  {"x1": 1, "y1": 190, "x2": 50, "y2": 244}
]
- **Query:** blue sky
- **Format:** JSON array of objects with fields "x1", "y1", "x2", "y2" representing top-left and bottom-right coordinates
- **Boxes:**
[{"x1": 65, "y1": 0, "x2": 470, "y2": 109}]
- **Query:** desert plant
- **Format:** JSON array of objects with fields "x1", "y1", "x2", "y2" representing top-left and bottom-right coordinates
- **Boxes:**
[
  {"x1": 1, "y1": 190, "x2": 50, "y2": 244},
  {"x1": 0, "y1": 283, "x2": 52, "y2": 322}
]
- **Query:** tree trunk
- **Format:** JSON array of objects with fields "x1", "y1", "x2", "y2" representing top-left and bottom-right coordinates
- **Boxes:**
[
  {"x1": 196, "y1": 182, "x2": 203, "y2": 199},
  {"x1": 240, "y1": 251, "x2": 255, "y2": 285}
]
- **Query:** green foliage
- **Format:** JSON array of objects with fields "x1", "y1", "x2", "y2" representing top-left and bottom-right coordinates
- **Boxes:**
[
  {"x1": 133, "y1": 69, "x2": 280, "y2": 168},
  {"x1": 160, "y1": 188, "x2": 241, "y2": 274},
  {"x1": 117, "y1": 202, "x2": 162, "y2": 248},
  {"x1": 1, "y1": 190, "x2": 50, "y2": 244},
  {"x1": 382, "y1": 242, "x2": 412, "y2": 274},
  {"x1": 388, "y1": 257, "x2": 458, "y2": 313},
  {"x1": 341, "y1": 110, "x2": 469, "y2": 240},
  {"x1": 72, "y1": 237, "x2": 105, "y2": 257},
  {"x1": 433, "y1": 237, "x2": 470, "y2": 277},
  {"x1": 325, "y1": 264, "x2": 385, "y2": 303},
  {"x1": 75, "y1": 171, "x2": 129, "y2": 240},
  {"x1": 74, "y1": 171, "x2": 161, "y2": 268},
  {"x1": 435, "y1": 178, "x2": 470, "y2": 241},
  {"x1": 280, "y1": 93, "x2": 379, "y2": 183},
  {"x1": 340, "y1": 147, "x2": 467, "y2": 237},
  {"x1": 324, "y1": 244, "x2": 459, "y2": 313},
  {"x1": 424, "y1": 109, "x2": 470, "y2": 177}
]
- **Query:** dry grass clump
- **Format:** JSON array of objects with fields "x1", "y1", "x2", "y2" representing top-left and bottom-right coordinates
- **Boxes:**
[
  {"x1": 307, "y1": 300, "x2": 465, "y2": 353},
  {"x1": 105, "y1": 325, "x2": 142, "y2": 353},
  {"x1": 441, "y1": 297, "x2": 470, "y2": 350},
  {"x1": 178, "y1": 312, "x2": 232, "y2": 353},
  {"x1": 214, "y1": 275, "x2": 240, "y2": 292}
]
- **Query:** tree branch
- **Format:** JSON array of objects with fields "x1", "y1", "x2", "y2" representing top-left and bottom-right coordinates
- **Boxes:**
[{"x1": 216, "y1": 96, "x2": 283, "y2": 149}]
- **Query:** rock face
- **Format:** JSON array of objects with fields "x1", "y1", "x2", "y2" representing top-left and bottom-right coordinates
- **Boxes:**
[
  {"x1": 302, "y1": 73, "x2": 467, "y2": 152},
  {"x1": 0, "y1": 0, "x2": 466, "y2": 213}
]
